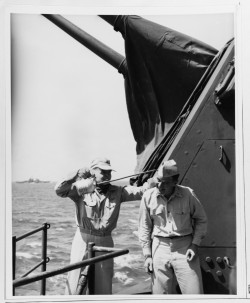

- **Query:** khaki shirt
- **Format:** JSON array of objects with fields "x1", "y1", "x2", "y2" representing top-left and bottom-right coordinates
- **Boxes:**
[
  {"x1": 55, "y1": 175, "x2": 147, "y2": 235},
  {"x1": 138, "y1": 185, "x2": 207, "y2": 256}
]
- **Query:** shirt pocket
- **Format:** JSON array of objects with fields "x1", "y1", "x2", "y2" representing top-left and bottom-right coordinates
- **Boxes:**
[
  {"x1": 105, "y1": 201, "x2": 117, "y2": 214},
  {"x1": 105, "y1": 202, "x2": 116, "y2": 211},
  {"x1": 151, "y1": 204, "x2": 164, "y2": 215},
  {"x1": 171, "y1": 206, "x2": 190, "y2": 231},
  {"x1": 151, "y1": 204, "x2": 166, "y2": 226},
  {"x1": 104, "y1": 201, "x2": 118, "y2": 223},
  {"x1": 84, "y1": 205, "x2": 97, "y2": 219}
]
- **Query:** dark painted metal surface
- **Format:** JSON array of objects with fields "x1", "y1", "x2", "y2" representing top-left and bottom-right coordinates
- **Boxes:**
[
  {"x1": 182, "y1": 139, "x2": 235, "y2": 246},
  {"x1": 161, "y1": 41, "x2": 235, "y2": 293},
  {"x1": 200, "y1": 247, "x2": 236, "y2": 294}
]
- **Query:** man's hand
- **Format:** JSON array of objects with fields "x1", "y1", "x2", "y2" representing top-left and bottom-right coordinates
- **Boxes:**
[
  {"x1": 144, "y1": 257, "x2": 153, "y2": 274},
  {"x1": 74, "y1": 177, "x2": 96, "y2": 195},
  {"x1": 148, "y1": 177, "x2": 158, "y2": 188},
  {"x1": 186, "y1": 243, "x2": 198, "y2": 261},
  {"x1": 76, "y1": 167, "x2": 92, "y2": 180},
  {"x1": 143, "y1": 177, "x2": 158, "y2": 191}
]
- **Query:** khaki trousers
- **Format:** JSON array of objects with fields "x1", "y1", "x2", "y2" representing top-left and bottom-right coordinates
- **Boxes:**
[
  {"x1": 65, "y1": 228, "x2": 114, "y2": 295},
  {"x1": 152, "y1": 235, "x2": 203, "y2": 294}
]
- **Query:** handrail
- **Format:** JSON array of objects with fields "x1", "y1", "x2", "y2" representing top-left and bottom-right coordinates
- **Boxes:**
[
  {"x1": 21, "y1": 258, "x2": 50, "y2": 278},
  {"x1": 13, "y1": 247, "x2": 129, "y2": 289},
  {"x1": 15, "y1": 224, "x2": 50, "y2": 242},
  {"x1": 13, "y1": 224, "x2": 129, "y2": 295},
  {"x1": 93, "y1": 245, "x2": 128, "y2": 252},
  {"x1": 13, "y1": 223, "x2": 50, "y2": 295}
]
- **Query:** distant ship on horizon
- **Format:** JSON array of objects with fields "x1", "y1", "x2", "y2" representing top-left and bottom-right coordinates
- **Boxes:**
[{"x1": 16, "y1": 178, "x2": 50, "y2": 184}]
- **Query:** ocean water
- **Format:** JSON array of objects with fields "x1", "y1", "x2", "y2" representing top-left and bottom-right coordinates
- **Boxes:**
[{"x1": 12, "y1": 182, "x2": 150, "y2": 296}]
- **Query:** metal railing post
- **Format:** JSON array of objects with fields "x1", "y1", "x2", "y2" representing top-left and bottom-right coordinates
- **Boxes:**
[
  {"x1": 12, "y1": 236, "x2": 16, "y2": 296},
  {"x1": 13, "y1": 224, "x2": 129, "y2": 295},
  {"x1": 87, "y1": 242, "x2": 95, "y2": 294},
  {"x1": 13, "y1": 247, "x2": 129, "y2": 289},
  {"x1": 40, "y1": 223, "x2": 49, "y2": 295}
]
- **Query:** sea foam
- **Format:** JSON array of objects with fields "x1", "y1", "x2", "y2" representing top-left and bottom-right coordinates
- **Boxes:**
[
  {"x1": 114, "y1": 253, "x2": 142, "y2": 268},
  {"x1": 16, "y1": 252, "x2": 36, "y2": 259},
  {"x1": 114, "y1": 271, "x2": 134, "y2": 285}
]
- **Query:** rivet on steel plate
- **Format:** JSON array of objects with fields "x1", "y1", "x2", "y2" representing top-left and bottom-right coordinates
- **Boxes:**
[
  {"x1": 223, "y1": 256, "x2": 234, "y2": 269},
  {"x1": 216, "y1": 270, "x2": 223, "y2": 276},
  {"x1": 216, "y1": 257, "x2": 222, "y2": 263}
]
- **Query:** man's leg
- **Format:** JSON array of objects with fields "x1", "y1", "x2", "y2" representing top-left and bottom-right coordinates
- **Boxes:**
[
  {"x1": 172, "y1": 236, "x2": 203, "y2": 294},
  {"x1": 94, "y1": 252, "x2": 113, "y2": 294},
  {"x1": 65, "y1": 228, "x2": 87, "y2": 295},
  {"x1": 152, "y1": 237, "x2": 176, "y2": 294},
  {"x1": 93, "y1": 235, "x2": 114, "y2": 294}
]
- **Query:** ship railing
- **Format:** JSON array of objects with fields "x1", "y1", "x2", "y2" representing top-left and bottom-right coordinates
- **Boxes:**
[
  {"x1": 12, "y1": 223, "x2": 129, "y2": 295},
  {"x1": 12, "y1": 222, "x2": 50, "y2": 295}
]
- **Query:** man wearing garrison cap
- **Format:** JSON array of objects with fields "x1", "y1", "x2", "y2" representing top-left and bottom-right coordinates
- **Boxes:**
[
  {"x1": 55, "y1": 157, "x2": 155, "y2": 295},
  {"x1": 138, "y1": 159, "x2": 207, "y2": 294}
]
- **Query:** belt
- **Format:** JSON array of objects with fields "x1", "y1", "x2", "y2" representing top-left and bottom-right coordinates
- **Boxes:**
[
  {"x1": 155, "y1": 234, "x2": 192, "y2": 240},
  {"x1": 77, "y1": 226, "x2": 111, "y2": 237}
]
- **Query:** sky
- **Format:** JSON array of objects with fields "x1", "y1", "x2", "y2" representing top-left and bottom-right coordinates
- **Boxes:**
[{"x1": 10, "y1": 10, "x2": 234, "y2": 182}]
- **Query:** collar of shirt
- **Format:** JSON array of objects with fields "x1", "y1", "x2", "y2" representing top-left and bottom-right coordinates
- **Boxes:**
[
  {"x1": 94, "y1": 184, "x2": 117, "y2": 201},
  {"x1": 155, "y1": 185, "x2": 183, "y2": 202}
]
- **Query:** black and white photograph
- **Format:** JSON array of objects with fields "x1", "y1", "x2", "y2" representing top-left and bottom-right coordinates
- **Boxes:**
[{"x1": 1, "y1": 0, "x2": 250, "y2": 302}]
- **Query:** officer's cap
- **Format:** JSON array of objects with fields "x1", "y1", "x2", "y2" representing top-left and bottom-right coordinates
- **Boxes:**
[
  {"x1": 157, "y1": 159, "x2": 179, "y2": 180},
  {"x1": 90, "y1": 157, "x2": 116, "y2": 171}
]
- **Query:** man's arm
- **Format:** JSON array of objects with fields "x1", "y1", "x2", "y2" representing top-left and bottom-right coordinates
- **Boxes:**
[
  {"x1": 185, "y1": 189, "x2": 207, "y2": 261},
  {"x1": 54, "y1": 167, "x2": 92, "y2": 202},
  {"x1": 138, "y1": 193, "x2": 153, "y2": 258},
  {"x1": 189, "y1": 189, "x2": 208, "y2": 246},
  {"x1": 121, "y1": 178, "x2": 157, "y2": 202},
  {"x1": 138, "y1": 192, "x2": 154, "y2": 273}
]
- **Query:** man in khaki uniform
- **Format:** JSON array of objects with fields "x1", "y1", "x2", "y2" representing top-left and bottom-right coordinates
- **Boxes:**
[
  {"x1": 55, "y1": 157, "x2": 153, "y2": 295},
  {"x1": 138, "y1": 160, "x2": 207, "y2": 294}
]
